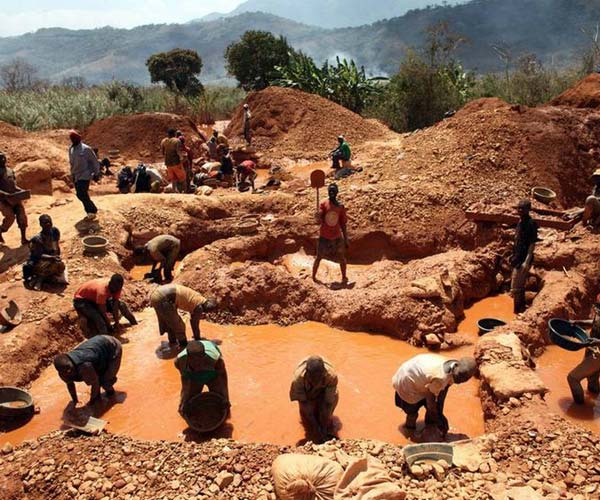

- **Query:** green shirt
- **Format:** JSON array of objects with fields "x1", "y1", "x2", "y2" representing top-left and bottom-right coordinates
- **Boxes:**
[
  {"x1": 176, "y1": 341, "x2": 221, "y2": 384},
  {"x1": 339, "y1": 142, "x2": 351, "y2": 161}
]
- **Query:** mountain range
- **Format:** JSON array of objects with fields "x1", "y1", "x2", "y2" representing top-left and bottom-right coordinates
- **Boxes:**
[
  {"x1": 0, "y1": 0, "x2": 595, "y2": 85},
  {"x1": 197, "y1": 0, "x2": 464, "y2": 29}
]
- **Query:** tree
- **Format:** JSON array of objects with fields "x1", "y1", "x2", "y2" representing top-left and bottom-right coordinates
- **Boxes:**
[
  {"x1": 225, "y1": 31, "x2": 294, "y2": 91},
  {"x1": 0, "y1": 58, "x2": 39, "y2": 92},
  {"x1": 146, "y1": 49, "x2": 203, "y2": 97}
]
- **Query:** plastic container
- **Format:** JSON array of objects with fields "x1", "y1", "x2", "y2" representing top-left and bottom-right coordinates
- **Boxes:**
[
  {"x1": 237, "y1": 220, "x2": 259, "y2": 235},
  {"x1": 403, "y1": 443, "x2": 454, "y2": 467},
  {"x1": 531, "y1": 187, "x2": 557, "y2": 204},
  {"x1": 0, "y1": 387, "x2": 34, "y2": 419},
  {"x1": 182, "y1": 392, "x2": 228, "y2": 433},
  {"x1": 477, "y1": 318, "x2": 507, "y2": 336},
  {"x1": 548, "y1": 318, "x2": 590, "y2": 351}
]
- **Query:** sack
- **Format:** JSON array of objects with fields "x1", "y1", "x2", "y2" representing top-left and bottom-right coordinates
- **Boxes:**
[
  {"x1": 272, "y1": 454, "x2": 343, "y2": 500},
  {"x1": 334, "y1": 456, "x2": 405, "y2": 500}
]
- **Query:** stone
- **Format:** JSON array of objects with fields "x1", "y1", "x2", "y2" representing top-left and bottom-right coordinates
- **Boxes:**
[
  {"x1": 479, "y1": 362, "x2": 547, "y2": 399},
  {"x1": 425, "y1": 333, "x2": 442, "y2": 348},
  {"x1": 14, "y1": 159, "x2": 53, "y2": 194},
  {"x1": 83, "y1": 471, "x2": 100, "y2": 481},
  {"x1": 2, "y1": 443, "x2": 14, "y2": 454},
  {"x1": 215, "y1": 471, "x2": 234, "y2": 489}
]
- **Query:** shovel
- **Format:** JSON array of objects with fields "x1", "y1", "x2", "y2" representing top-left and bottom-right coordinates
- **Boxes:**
[{"x1": 310, "y1": 169, "x2": 326, "y2": 211}]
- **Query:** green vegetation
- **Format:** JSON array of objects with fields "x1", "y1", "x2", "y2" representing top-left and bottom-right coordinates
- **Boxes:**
[
  {"x1": 225, "y1": 31, "x2": 294, "y2": 91},
  {"x1": 273, "y1": 52, "x2": 386, "y2": 113},
  {"x1": 0, "y1": 84, "x2": 245, "y2": 131},
  {"x1": 146, "y1": 49, "x2": 204, "y2": 97}
]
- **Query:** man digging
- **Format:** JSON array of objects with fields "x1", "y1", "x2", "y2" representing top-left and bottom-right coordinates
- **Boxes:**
[
  {"x1": 392, "y1": 354, "x2": 477, "y2": 436},
  {"x1": 312, "y1": 183, "x2": 349, "y2": 284}
]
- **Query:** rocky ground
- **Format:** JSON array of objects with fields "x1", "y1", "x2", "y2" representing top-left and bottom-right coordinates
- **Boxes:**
[{"x1": 2, "y1": 78, "x2": 600, "y2": 498}]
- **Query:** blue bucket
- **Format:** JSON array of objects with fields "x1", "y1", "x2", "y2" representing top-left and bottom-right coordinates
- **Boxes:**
[{"x1": 548, "y1": 318, "x2": 591, "y2": 351}]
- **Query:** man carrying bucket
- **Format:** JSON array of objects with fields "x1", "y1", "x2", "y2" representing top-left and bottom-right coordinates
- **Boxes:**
[
  {"x1": 175, "y1": 339, "x2": 230, "y2": 416},
  {"x1": 567, "y1": 300, "x2": 600, "y2": 404},
  {"x1": 312, "y1": 183, "x2": 349, "y2": 284}
]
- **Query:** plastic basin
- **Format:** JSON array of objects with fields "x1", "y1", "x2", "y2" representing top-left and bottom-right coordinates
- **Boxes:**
[
  {"x1": 548, "y1": 318, "x2": 590, "y2": 351},
  {"x1": 531, "y1": 186, "x2": 557, "y2": 204},
  {"x1": 0, "y1": 387, "x2": 34, "y2": 419},
  {"x1": 82, "y1": 235, "x2": 108, "y2": 254},
  {"x1": 0, "y1": 300, "x2": 22, "y2": 327},
  {"x1": 403, "y1": 443, "x2": 453, "y2": 467},
  {"x1": 181, "y1": 392, "x2": 228, "y2": 433},
  {"x1": 237, "y1": 220, "x2": 259, "y2": 235},
  {"x1": 477, "y1": 318, "x2": 507, "y2": 336}
]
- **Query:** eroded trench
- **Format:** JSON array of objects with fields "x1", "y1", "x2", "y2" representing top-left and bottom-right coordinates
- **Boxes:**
[{"x1": 1, "y1": 209, "x2": 598, "y2": 448}]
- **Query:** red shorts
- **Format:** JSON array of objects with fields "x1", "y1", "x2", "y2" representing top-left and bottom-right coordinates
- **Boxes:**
[{"x1": 167, "y1": 164, "x2": 186, "y2": 182}]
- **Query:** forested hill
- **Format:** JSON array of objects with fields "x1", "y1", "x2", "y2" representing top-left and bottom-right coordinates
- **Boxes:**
[{"x1": 0, "y1": 0, "x2": 595, "y2": 84}]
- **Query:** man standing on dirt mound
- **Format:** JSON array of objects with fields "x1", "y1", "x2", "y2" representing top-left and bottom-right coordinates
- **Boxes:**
[
  {"x1": 243, "y1": 104, "x2": 252, "y2": 145},
  {"x1": 392, "y1": 354, "x2": 477, "y2": 436},
  {"x1": 290, "y1": 355, "x2": 339, "y2": 443},
  {"x1": 312, "y1": 183, "x2": 349, "y2": 284},
  {"x1": 68, "y1": 130, "x2": 100, "y2": 221},
  {"x1": 510, "y1": 199, "x2": 538, "y2": 314},
  {"x1": 160, "y1": 128, "x2": 185, "y2": 192},
  {"x1": 0, "y1": 151, "x2": 28, "y2": 245}
]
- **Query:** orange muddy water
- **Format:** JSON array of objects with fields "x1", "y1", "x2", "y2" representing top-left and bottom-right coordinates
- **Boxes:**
[
  {"x1": 1, "y1": 299, "x2": 516, "y2": 447},
  {"x1": 129, "y1": 261, "x2": 183, "y2": 281},
  {"x1": 537, "y1": 346, "x2": 600, "y2": 434}
]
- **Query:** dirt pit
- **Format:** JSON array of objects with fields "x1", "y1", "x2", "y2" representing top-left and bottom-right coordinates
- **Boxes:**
[
  {"x1": 0, "y1": 297, "x2": 502, "y2": 447},
  {"x1": 128, "y1": 261, "x2": 184, "y2": 281}
]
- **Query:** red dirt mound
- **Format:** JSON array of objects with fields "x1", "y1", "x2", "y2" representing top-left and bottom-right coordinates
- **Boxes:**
[
  {"x1": 225, "y1": 87, "x2": 393, "y2": 160},
  {"x1": 550, "y1": 73, "x2": 600, "y2": 108},
  {"x1": 0, "y1": 120, "x2": 26, "y2": 139},
  {"x1": 83, "y1": 112, "x2": 206, "y2": 163}
]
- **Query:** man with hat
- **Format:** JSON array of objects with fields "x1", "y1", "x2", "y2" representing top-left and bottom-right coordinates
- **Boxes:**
[
  {"x1": 312, "y1": 183, "x2": 349, "y2": 284},
  {"x1": 583, "y1": 169, "x2": 600, "y2": 227},
  {"x1": 175, "y1": 339, "x2": 230, "y2": 416},
  {"x1": 510, "y1": 199, "x2": 538, "y2": 314},
  {"x1": 290, "y1": 355, "x2": 339, "y2": 443},
  {"x1": 53, "y1": 335, "x2": 122, "y2": 404},
  {"x1": 566, "y1": 297, "x2": 600, "y2": 404},
  {"x1": 0, "y1": 151, "x2": 28, "y2": 245},
  {"x1": 330, "y1": 136, "x2": 351, "y2": 170},
  {"x1": 68, "y1": 130, "x2": 100, "y2": 220},
  {"x1": 392, "y1": 354, "x2": 477, "y2": 435}
]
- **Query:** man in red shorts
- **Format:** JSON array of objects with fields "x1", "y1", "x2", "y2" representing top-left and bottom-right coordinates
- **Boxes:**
[{"x1": 312, "y1": 183, "x2": 349, "y2": 284}]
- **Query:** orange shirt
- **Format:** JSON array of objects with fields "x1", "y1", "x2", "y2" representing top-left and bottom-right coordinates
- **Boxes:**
[
  {"x1": 74, "y1": 278, "x2": 121, "y2": 305},
  {"x1": 319, "y1": 199, "x2": 347, "y2": 240}
]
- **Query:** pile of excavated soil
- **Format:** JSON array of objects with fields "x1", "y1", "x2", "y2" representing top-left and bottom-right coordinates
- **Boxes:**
[
  {"x1": 83, "y1": 112, "x2": 206, "y2": 163},
  {"x1": 1, "y1": 409, "x2": 598, "y2": 500},
  {"x1": 225, "y1": 87, "x2": 393, "y2": 160},
  {"x1": 550, "y1": 73, "x2": 600, "y2": 108},
  {"x1": 0, "y1": 121, "x2": 69, "y2": 179}
]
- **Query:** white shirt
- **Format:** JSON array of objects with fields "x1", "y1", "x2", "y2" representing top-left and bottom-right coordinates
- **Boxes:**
[{"x1": 392, "y1": 354, "x2": 455, "y2": 404}]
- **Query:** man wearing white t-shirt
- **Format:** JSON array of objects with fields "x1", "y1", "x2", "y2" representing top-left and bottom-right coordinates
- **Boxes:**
[{"x1": 392, "y1": 354, "x2": 477, "y2": 435}]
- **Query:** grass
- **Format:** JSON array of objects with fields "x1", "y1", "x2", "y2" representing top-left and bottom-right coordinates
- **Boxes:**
[{"x1": 0, "y1": 84, "x2": 246, "y2": 131}]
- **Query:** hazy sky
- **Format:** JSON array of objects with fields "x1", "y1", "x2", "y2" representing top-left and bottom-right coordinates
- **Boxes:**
[{"x1": 0, "y1": 0, "x2": 245, "y2": 37}]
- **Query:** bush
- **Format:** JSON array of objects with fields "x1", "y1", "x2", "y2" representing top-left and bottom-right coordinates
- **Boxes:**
[
  {"x1": 146, "y1": 49, "x2": 204, "y2": 97},
  {"x1": 0, "y1": 85, "x2": 245, "y2": 131}
]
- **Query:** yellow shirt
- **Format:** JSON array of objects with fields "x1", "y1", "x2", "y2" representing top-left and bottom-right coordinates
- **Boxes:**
[
  {"x1": 175, "y1": 285, "x2": 206, "y2": 313},
  {"x1": 289, "y1": 357, "x2": 338, "y2": 404}
]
